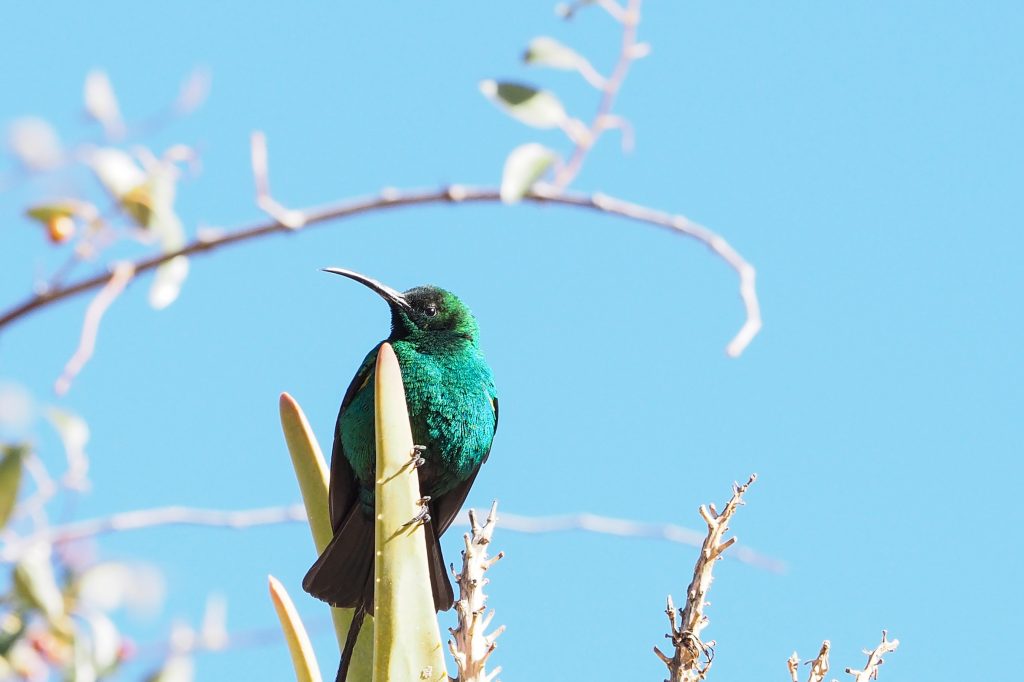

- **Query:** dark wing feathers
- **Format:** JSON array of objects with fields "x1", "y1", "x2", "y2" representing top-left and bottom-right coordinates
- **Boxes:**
[{"x1": 328, "y1": 345, "x2": 381, "y2": 532}]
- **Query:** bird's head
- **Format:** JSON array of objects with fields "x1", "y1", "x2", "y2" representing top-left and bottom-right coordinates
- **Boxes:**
[{"x1": 323, "y1": 267, "x2": 480, "y2": 344}]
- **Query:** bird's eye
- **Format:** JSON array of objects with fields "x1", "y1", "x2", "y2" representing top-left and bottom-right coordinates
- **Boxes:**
[{"x1": 425, "y1": 304, "x2": 438, "y2": 317}]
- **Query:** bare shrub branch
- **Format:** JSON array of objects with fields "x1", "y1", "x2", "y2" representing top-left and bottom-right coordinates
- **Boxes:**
[{"x1": 654, "y1": 474, "x2": 757, "y2": 681}]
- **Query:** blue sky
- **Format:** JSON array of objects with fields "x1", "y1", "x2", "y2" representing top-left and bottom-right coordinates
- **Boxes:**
[{"x1": 1, "y1": 1, "x2": 1022, "y2": 680}]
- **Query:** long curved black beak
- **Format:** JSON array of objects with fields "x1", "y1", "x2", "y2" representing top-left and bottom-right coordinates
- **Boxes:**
[{"x1": 322, "y1": 267, "x2": 411, "y2": 312}]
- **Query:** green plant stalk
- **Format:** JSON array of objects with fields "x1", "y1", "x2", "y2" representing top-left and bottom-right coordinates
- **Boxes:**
[
  {"x1": 372, "y1": 343, "x2": 448, "y2": 681},
  {"x1": 269, "y1": 575, "x2": 322, "y2": 682},
  {"x1": 279, "y1": 392, "x2": 373, "y2": 678}
]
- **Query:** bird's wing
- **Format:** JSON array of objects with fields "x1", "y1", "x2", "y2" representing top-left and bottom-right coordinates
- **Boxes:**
[
  {"x1": 328, "y1": 344, "x2": 382, "y2": 532},
  {"x1": 432, "y1": 395, "x2": 498, "y2": 537}
]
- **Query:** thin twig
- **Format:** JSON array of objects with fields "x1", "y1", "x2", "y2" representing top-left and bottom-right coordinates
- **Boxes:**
[
  {"x1": 0, "y1": 503, "x2": 782, "y2": 571},
  {"x1": 250, "y1": 131, "x2": 306, "y2": 229},
  {"x1": 654, "y1": 474, "x2": 757, "y2": 681},
  {"x1": 488, "y1": 509, "x2": 781, "y2": 572},
  {"x1": 0, "y1": 185, "x2": 760, "y2": 356},
  {"x1": 0, "y1": 504, "x2": 308, "y2": 562},
  {"x1": 551, "y1": 0, "x2": 643, "y2": 189},
  {"x1": 53, "y1": 261, "x2": 135, "y2": 395}
]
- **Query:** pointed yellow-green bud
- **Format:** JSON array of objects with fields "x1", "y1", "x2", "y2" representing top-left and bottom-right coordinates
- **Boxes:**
[
  {"x1": 269, "y1": 575, "x2": 322, "y2": 682},
  {"x1": 279, "y1": 393, "x2": 373, "y2": 678},
  {"x1": 372, "y1": 343, "x2": 448, "y2": 681}
]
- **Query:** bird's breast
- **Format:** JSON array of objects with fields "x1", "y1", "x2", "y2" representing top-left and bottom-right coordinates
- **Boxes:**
[{"x1": 340, "y1": 342, "x2": 496, "y2": 502}]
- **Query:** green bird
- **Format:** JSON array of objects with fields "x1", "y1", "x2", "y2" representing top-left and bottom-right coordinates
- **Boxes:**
[{"x1": 303, "y1": 268, "x2": 498, "y2": 682}]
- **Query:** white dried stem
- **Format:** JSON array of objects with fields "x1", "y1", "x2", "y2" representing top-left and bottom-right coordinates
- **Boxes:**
[
  {"x1": 448, "y1": 501, "x2": 504, "y2": 682},
  {"x1": 54, "y1": 260, "x2": 135, "y2": 395},
  {"x1": 788, "y1": 641, "x2": 830, "y2": 682},
  {"x1": 552, "y1": 0, "x2": 643, "y2": 190},
  {"x1": 250, "y1": 131, "x2": 306, "y2": 229},
  {"x1": 653, "y1": 474, "x2": 757, "y2": 681},
  {"x1": 845, "y1": 631, "x2": 898, "y2": 682}
]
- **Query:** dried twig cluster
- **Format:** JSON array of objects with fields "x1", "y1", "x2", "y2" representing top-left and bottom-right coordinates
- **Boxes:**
[
  {"x1": 787, "y1": 641, "x2": 831, "y2": 682},
  {"x1": 654, "y1": 474, "x2": 757, "y2": 681},
  {"x1": 788, "y1": 631, "x2": 899, "y2": 682},
  {"x1": 448, "y1": 502, "x2": 505, "y2": 682}
]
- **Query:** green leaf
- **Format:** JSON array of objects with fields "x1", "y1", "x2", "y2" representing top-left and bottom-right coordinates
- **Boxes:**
[
  {"x1": 278, "y1": 393, "x2": 373, "y2": 675},
  {"x1": 479, "y1": 80, "x2": 568, "y2": 129},
  {"x1": 0, "y1": 445, "x2": 27, "y2": 530},
  {"x1": 12, "y1": 543, "x2": 64, "y2": 621},
  {"x1": 268, "y1": 576, "x2": 322, "y2": 682},
  {"x1": 500, "y1": 143, "x2": 557, "y2": 204},
  {"x1": 372, "y1": 344, "x2": 448, "y2": 681},
  {"x1": 523, "y1": 36, "x2": 585, "y2": 70},
  {"x1": 0, "y1": 613, "x2": 26, "y2": 656}
]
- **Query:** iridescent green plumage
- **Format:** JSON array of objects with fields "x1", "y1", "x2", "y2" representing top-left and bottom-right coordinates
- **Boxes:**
[{"x1": 302, "y1": 269, "x2": 497, "y2": 682}]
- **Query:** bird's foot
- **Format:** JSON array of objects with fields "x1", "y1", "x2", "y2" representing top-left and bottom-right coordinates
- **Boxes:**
[
  {"x1": 410, "y1": 444, "x2": 427, "y2": 468},
  {"x1": 403, "y1": 497, "x2": 432, "y2": 527}
]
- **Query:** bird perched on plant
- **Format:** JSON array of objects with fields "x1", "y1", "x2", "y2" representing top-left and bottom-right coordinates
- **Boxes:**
[{"x1": 303, "y1": 268, "x2": 498, "y2": 682}]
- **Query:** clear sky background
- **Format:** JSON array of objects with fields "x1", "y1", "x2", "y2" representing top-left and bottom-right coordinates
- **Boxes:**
[{"x1": 1, "y1": 1, "x2": 1022, "y2": 680}]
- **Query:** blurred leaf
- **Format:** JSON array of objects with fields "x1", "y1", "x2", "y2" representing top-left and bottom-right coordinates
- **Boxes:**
[
  {"x1": 0, "y1": 445, "x2": 27, "y2": 530},
  {"x1": 82, "y1": 612, "x2": 121, "y2": 674},
  {"x1": 46, "y1": 408, "x2": 90, "y2": 490},
  {"x1": 77, "y1": 562, "x2": 165, "y2": 615},
  {"x1": 500, "y1": 143, "x2": 557, "y2": 204},
  {"x1": 143, "y1": 162, "x2": 190, "y2": 309},
  {"x1": 26, "y1": 203, "x2": 75, "y2": 224},
  {"x1": 523, "y1": 36, "x2": 585, "y2": 70},
  {"x1": 0, "y1": 613, "x2": 25, "y2": 657},
  {"x1": 27, "y1": 200, "x2": 100, "y2": 245},
  {"x1": 175, "y1": 68, "x2": 211, "y2": 115},
  {"x1": 84, "y1": 70, "x2": 124, "y2": 139},
  {"x1": 149, "y1": 255, "x2": 189, "y2": 310},
  {"x1": 144, "y1": 655, "x2": 193, "y2": 682},
  {"x1": 89, "y1": 148, "x2": 146, "y2": 199},
  {"x1": 7, "y1": 117, "x2": 62, "y2": 170},
  {"x1": 13, "y1": 543, "x2": 64, "y2": 621},
  {"x1": 0, "y1": 383, "x2": 34, "y2": 435},
  {"x1": 199, "y1": 594, "x2": 227, "y2": 651},
  {"x1": 268, "y1": 576, "x2": 322, "y2": 682},
  {"x1": 69, "y1": 631, "x2": 97, "y2": 682},
  {"x1": 121, "y1": 182, "x2": 155, "y2": 226},
  {"x1": 479, "y1": 80, "x2": 568, "y2": 129}
]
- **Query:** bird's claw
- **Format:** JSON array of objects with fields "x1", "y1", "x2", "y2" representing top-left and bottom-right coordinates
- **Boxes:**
[
  {"x1": 403, "y1": 498, "x2": 432, "y2": 527},
  {"x1": 410, "y1": 444, "x2": 427, "y2": 468}
]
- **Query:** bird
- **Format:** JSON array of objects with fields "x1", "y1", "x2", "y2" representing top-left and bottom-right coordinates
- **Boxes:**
[{"x1": 303, "y1": 268, "x2": 498, "y2": 682}]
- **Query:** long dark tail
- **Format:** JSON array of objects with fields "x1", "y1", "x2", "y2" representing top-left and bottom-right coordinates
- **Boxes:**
[
  {"x1": 336, "y1": 605, "x2": 366, "y2": 682},
  {"x1": 303, "y1": 502, "x2": 456, "y2": 681}
]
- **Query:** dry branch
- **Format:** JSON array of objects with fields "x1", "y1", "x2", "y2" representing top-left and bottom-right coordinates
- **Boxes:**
[
  {"x1": 845, "y1": 631, "x2": 898, "y2": 682},
  {"x1": 0, "y1": 184, "x2": 760, "y2": 358},
  {"x1": 654, "y1": 474, "x2": 757, "y2": 681},
  {"x1": 448, "y1": 502, "x2": 505, "y2": 682},
  {"x1": 787, "y1": 641, "x2": 830, "y2": 682}
]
